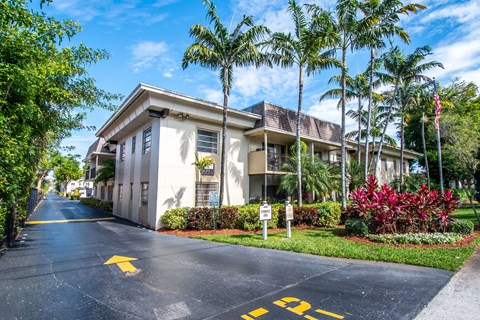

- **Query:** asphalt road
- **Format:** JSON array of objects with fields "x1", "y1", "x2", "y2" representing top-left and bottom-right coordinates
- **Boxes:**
[{"x1": 0, "y1": 194, "x2": 452, "y2": 320}]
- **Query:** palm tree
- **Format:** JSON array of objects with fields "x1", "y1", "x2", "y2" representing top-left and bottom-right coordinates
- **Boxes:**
[
  {"x1": 321, "y1": 71, "x2": 380, "y2": 165},
  {"x1": 374, "y1": 45, "x2": 443, "y2": 189},
  {"x1": 346, "y1": 103, "x2": 396, "y2": 170},
  {"x1": 95, "y1": 158, "x2": 115, "y2": 185},
  {"x1": 182, "y1": 0, "x2": 270, "y2": 208},
  {"x1": 278, "y1": 152, "x2": 340, "y2": 202},
  {"x1": 192, "y1": 154, "x2": 214, "y2": 206},
  {"x1": 267, "y1": 0, "x2": 340, "y2": 207},
  {"x1": 358, "y1": 0, "x2": 425, "y2": 180}
]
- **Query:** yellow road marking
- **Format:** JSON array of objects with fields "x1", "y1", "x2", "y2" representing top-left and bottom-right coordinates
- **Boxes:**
[
  {"x1": 241, "y1": 315, "x2": 254, "y2": 320},
  {"x1": 304, "y1": 315, "x2": 318, "y2": 320},
  {"x1": 315, "y1": 309, "x2": 344, "y2": 319},
  {"x1": 249, "y1": 308, "x2": 269, "y2": 317},
  {"x1": 26, "y1": 217, "x2": 115, "y2": 225},
  {"x1": 104, "y1": 255, "x2": 138, "y2": 273}
]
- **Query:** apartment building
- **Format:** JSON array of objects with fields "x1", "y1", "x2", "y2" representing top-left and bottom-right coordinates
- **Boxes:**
[
  {"x1": 92, "y1": 83, "x2": 420, "y2": 229},
  {"x1": 84, "y1": 137, "x2": 116, "y2": 200}
]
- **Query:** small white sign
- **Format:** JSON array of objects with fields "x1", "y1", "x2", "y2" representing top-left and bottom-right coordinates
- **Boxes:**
[
  {"x1": 285, "y1": 204, "x2": 294, "y2": 221},
  {"x1": 259, "y1": 204, "x2": 272, "y2": 221}
]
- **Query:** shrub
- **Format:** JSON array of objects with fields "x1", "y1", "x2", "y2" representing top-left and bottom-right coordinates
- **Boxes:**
[
  {"x1": 347, "y1": 175, "x2": 458, "y2": 234},
  {"x1": 217, "y1": 206, "x2": 238, "y2": 229},
  {"x1": 237, "y1": 204, "x2": 279, "y2": 231},
  {"x1": 345, "y1": 219, "x2": 369, "y2": 237},
  {"x1": 79, "y1": 198, "x2": 113, "y2": 213},
  {"x1": 161, "y1": 208, "x2": 189, "y2": 230},
  {"x1": 448, "y1": 220, "x2": 474, "y2": 235},
  {"x1": 367, "y1": 233, "x2": 462, "y2": 245},
  {"x1": 313, "y1": 202, "x2": 342, "y2": 228},
  {"x1": 187, "y1": 207, "x2": 214, "y2": 230}
]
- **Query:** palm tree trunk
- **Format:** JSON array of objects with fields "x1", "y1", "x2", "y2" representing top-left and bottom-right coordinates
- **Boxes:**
[
  {"x1": 374, "y1": 81, "x2": 399, "y2": 177},
  {"x1": 399, "y1": 113, "x2": 405, "y2": 192},
  {"x1": 219, "y1": 84, "x2": 228, "y2": 209},
  {"x1": 297, "y1": 65, "x2": 304, "y2": 207},
  {"x1": 421, "y1": 111, "x2": 430, "y2": 189},
  {"x1": 364, "y1": 48, "x2": 374, "y2": 178},
  {"x1": 357, "y1": 97, "x2": 362, "y2": 164},
  {"x1": 341, "y1": 44, "x2": 347, "y2": 209}
]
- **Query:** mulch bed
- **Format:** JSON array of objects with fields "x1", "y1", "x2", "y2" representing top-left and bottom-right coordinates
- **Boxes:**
[{"x1": 158, "y1": 227, "x2": 480, "y2": 248}]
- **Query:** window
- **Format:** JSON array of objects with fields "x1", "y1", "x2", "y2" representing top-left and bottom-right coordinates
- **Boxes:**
[
  {"x1": 130, "y1": 183, "x2": 134, "y2": 200},
  {"x1": 107, "y1": 185, "x2": 113, "y2": 201},
  {"x1": 195, "y1": 183, "x2": 218, "y2": 207},
  {"x1": 381, "y1": 158, "x2": 387, "y2": 171},
  {"x1": 100, "y1": 186, "x2": 105, "y2": 200},
  {"x1": 118, "y1": 184, "x2": 123, "y2": 202},
  {"x1": 131, "y1": 136, "x2": 136, "y2": 154},
  {"x1": 393, "y1": 160, "x2": 398, "y2": 173},
  {"x1": 140, "y1": 182, "x2": 149, "y2": 206},
  {"x1": 143, "y1": 127, "x2": 152, "y2": 154},
  {"x1": 403, "y1": 162, "x2": 408, "y2": 174},
  {"x1": 197, "y1": 129, "x2": 218, "y2": 154},
  {"x1": 120, "y1": 142, "x2": 126, "y2": 161}
]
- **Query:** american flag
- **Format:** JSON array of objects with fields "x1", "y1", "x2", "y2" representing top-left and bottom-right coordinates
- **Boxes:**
[{"x1": 433, "y1": 81, "x2": 442, "y2": 131}]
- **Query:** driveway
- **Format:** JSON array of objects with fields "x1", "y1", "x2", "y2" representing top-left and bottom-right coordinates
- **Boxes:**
[{"x1": 0, "y1": 194, "x2": 451, "y2": 319}]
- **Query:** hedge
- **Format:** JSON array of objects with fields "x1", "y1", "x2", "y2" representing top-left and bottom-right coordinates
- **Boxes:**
[
  {"x1": 162, "y1": 202, "x2": 342, "y2": 231},
  {"x1": 79, "y1": 198, "x2": 113, "y2": 212}
]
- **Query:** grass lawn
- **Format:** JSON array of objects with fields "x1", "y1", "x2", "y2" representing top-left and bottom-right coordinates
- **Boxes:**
[
  {"x1": 452, "y1": 205, "x2": 480, "y2": 225},
  {"x1": 193, "y1": 207, "x2": 480, "y2": 272}
]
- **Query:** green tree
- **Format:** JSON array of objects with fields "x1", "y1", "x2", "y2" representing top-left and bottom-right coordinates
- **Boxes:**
[
  {"x1": 375, "y1": 45, "x2": 442, "y2": 190},
  {"x1": 182, "y1": 0, "x2": 270, "y2": 208},
  {"x1": 268, "y1": 0, "x2": 340, "y2": 207},
  {"x1": 0, "y1": 0, "x2": 118, "y2": 241},
  {"x1": 95, "y1": 159, "x2": 116, "y2": 186},
  {"x1": 192, "y1": 154, "x2": 214, "y2": 206},
  {"x1": 358, "y1": 0, "x2": 425, "y2": 179},
  {"x1": 54, "y1": 154, "x2": 83, "y2": 194}
]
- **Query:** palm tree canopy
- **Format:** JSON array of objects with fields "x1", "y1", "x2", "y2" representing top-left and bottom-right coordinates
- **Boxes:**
[
  {"x1": 182, "y1": 0, "x2": 271, "y2": 95},
  {"x1": 95, "y1": 159, "x2": 115, "y2": 185},
  {"x1": 267, "y1": 1, "x2": 341, "y2": 73}
]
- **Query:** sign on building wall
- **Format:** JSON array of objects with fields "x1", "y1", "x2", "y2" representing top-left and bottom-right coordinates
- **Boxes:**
[{"x1": 201, "y1": 164, "x2": 215, "y2": 176}]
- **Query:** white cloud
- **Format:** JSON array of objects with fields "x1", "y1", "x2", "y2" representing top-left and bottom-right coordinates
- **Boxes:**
[
  {"x1": 129, "y1": 41, "x2": 169, "y2": 73},
  {"x1": 422, "y1": 0, "x2": 480, "y2": 24},
  {"x1": 306, "y1": 98, "x2": 356, "y2": 132}
]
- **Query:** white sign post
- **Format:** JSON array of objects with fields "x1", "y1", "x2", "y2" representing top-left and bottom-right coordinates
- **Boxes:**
[
  {"x1": 285, "y1": 201, "x2": 293, "y2": 238},
  {"x1": 259, "y1": 201, "x2": 272, "y2": 240}
]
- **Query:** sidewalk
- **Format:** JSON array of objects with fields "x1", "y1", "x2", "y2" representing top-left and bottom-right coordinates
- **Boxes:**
[{"x1": 414, "y1": 245, "x2": 480, "y2": 320}]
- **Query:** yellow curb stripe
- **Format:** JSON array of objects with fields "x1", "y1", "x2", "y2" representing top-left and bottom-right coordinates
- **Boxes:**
[
  {"x1": 249, "y1": 308, "x2": 269, "y2": 317},
  {"x1": 315, "y1": 309, "x2": 344, "y2": 319},
  {"x1": 26, "y1": 217, "x2": 115, "y2": 225}
]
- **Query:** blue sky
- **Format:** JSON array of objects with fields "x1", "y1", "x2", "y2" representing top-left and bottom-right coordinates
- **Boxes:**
[{"x1": 39, "y1": 0, "x2": 480, "y2": 158}]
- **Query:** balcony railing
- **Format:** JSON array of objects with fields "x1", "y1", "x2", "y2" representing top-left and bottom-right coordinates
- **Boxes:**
[{"x1": 248, "y1": 150, "x2": 289, "y2": 175}]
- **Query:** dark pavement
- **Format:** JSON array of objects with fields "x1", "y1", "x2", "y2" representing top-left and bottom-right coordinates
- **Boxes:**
[{"x1": 0, "y1": 194, "x2": 452, "y2": 320}]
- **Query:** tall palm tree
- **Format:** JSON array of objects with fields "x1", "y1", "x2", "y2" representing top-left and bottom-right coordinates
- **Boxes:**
[
  {"x1": 267, "y1": 0, "x2": 340, "y2": 207},
  {"x1": 321, "y1": 71, "x2": 381, "y2": 165},
  {"x1": 346, "y1": 103, "x2": 396, "y2": 170},
  {"x1": 358, "y1": 0, "x2": 425, "y2": 180},
  {"x1": 335, "y1": 0, "x2": 367, "y2": 208},
  {"x1": 182, "y1": 0, "x2": 270, "y2": 208},
  {"x1": 374, "y1": 45, "x2": 443, "y2": 188}
]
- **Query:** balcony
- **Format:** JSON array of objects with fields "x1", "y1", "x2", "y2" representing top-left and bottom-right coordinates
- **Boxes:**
[{"x1": 248, "y1": 150, "x2": 289, "y2": 175}]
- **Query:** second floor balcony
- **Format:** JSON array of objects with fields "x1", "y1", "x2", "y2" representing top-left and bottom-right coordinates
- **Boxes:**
[{"x1": 248, "y1": 150, "x2": 289, "y2": 175}]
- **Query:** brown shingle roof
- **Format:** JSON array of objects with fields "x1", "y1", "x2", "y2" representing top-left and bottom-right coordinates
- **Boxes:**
[{"x1": 245, "y1": 102, "x2": 341, "y2": 144}]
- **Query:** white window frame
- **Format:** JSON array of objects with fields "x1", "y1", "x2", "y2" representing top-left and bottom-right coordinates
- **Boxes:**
[
  {"x1": 196, "y1": 128, "x2": 218, "y2": 154},
  {"x1": 381, "y1": 158, "x2": 387, "y2": 172},
  {"x1": 120, "y1": 142, "x2": 126, "y2": 161},
  {"x1": 143, "y1": 127, "x2": 152, "y2": 154},
  {"x1": 140, "y1": 182, "x2": 149, "y2": 206}
]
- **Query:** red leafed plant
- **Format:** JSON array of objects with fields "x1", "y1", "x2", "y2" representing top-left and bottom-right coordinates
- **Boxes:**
[{"x1": 347, "y1": 176, "x2": 458, "y2": 234}]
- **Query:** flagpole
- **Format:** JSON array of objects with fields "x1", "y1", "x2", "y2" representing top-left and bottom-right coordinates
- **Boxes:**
[{"x1": 433, "y1": 78, "x2": 444, "y2": 193}]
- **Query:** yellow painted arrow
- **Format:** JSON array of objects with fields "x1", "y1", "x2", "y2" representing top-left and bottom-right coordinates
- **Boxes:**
[{"x1": 104, "y1": 255, "x2": 138, "y2": 273}]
